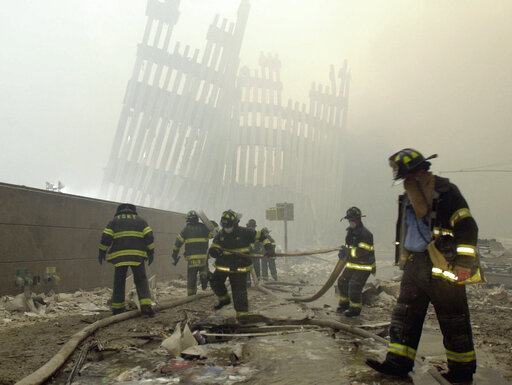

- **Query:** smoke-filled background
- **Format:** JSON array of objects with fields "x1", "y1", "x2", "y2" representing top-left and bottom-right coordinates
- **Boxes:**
[{"x1": 1, "y1": 0, "x2": 511, "y2": 247}]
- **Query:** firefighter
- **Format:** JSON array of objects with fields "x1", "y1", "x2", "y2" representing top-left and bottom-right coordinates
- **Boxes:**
[
  {"x1": 366, "y1": 148, "x2": 481, "y2": 383},
  {"x1": 208, "y1": 210, "x2": 275, "y2": 321},
  {"x1": 260, "y1": 227, "x2": 278, "y2": 281},
  {"x1": 336, "y1": 207, "x2": 376, "y2": 317},
  {"x1": 98, "y1": 203, "x2": 155, "y2": 316},
  {"x1": 246, "y1": 219, "x2": 261, "y2": 286},
  {"x1": 171, "y1": 210, "x2": 215, "y2": 296}
]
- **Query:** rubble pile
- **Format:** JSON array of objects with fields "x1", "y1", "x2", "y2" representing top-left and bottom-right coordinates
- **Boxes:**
[{"x1": 0, "y1": 279, "x2": 190, "y2": 328}]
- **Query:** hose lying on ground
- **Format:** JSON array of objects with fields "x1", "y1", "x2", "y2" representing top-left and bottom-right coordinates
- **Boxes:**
[
  {"x1": 15, "y1": 293, "x2": 214, "y2": 385},
  {"x1": 218, "y1": 246, "x2": 341, "y2": 258},
  {"x1": 284, "y1": 257, "x2": 347, "y2": 302}
]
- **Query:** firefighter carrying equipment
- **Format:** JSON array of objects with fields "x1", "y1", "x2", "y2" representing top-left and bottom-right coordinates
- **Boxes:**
[
  {"x1": 377, "y1": 168, "x2": 479, "y2": 379},
  {"x1": 388, "y1": 148, "x2": 438, "y2": 181},
  {"x1": 337, "y1": 220, "x2": 376, "y2": 315},
  {"x1": 99, "y1": 204, "x2": 155, "y2": 268},
  {"x1": 395, "y1": 175, "x2": 483, "y2": 284},
  {"x1": 209, "y1": 223, "x2": 275, "y2": 314}
]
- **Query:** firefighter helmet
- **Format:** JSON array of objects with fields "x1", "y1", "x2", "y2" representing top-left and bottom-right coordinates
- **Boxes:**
[
  {"x1": 220, "y1": 210, "x2": 239, "y2": 228},
  {"x1": 343, "y1": 207, "x2": 364, "y2": 220},
  {"x1": 186, "y1": 210, "x2": 199, "y2": 223},
  {"x1": 116, "y1": 203, "x2": 137, "y2": 214},
  {"x1": 246, "y1": 219, "x2": 257, "y2": 228},
  {"x1": 389, "y1": 148, "x2": 438, "y2": 180}
]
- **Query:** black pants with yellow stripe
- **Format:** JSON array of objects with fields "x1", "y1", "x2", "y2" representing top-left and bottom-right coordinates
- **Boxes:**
[
  {"x1": 210, "y1": 269, "x2": 248, "y2": 315},
  {"x1": 337, "y1": 267, "x2": 370, "y2": 311},
  {"x1": 386, "y1": 252, "x2": 476, "y2": 375},
  {"x1": 187, "y1": 263, "x2": 208, "y2": 296},
  {"x1": 112, "y1": 264, "x2": 151, "y2": 314}
]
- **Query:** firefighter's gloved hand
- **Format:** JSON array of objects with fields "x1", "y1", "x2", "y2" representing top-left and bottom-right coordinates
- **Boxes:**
[
  {"x1": 338, "y1": 245, "x2": 348, "y2": 259},
  {"x1": 209, "y1": 247, "x2": 222, "y2": 259},
  {"x1": 148, "y1": 252, "x2": 154, "y2": 266},
  {"x1": 98, "y1": 253, "x2": 105, "y2": 265},
  {"x1": 265, "y1": 246, "x2": 276, "y2": 258},
  {"x1": 172, "y1": 251, "x2": 180, "y2": 265},
  {"x1": 455, "y1": 268, "x2": 471, "y2": 282}
]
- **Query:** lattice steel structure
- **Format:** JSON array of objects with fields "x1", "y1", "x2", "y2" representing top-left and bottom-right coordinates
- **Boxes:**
[{"x1": 101, "y1": 0, "x2": 350, "y2": 247}]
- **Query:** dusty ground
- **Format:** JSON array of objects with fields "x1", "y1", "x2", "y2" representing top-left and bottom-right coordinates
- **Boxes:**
[{"x1": 1, "y1": 260, "x2": 512, "y2": 384}]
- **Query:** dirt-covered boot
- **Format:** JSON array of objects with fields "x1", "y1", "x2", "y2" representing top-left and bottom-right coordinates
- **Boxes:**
[
  {"x1": 214, "y1": 296, "x2": 231, "y2": 310},
  {"x1": 112, "y1": 308, "x2": 125, "y2": 315},
  {"x1": 365, "y1": 358, "x2": 410, "y2": 379},
  {"x1": 336, "y1": 302, "x2": 349, "y2": 313},
  {"x1": 344, "y1": 307, "x2": 361, "y2": 317},
  {"x1": 141, "y1": 305, "x2": 155, "y2": 318},
  {"x1": 441, "y1": 370, "x2": 473, "y2": 384}
]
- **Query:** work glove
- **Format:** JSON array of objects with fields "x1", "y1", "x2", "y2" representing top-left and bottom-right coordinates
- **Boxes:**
[
  {"x1": 338, "y1": 245, "x2": 348, "y2": 259},
  {"x1": 209, "y1": 247, "x2": 222, "y2": 259},
  {"x1": 265, "y1": 246, "x2": 276, "y2": 258},
  {"x1": 455, "y1": 267, "x2": 471, "y2": 282},
  {"x1": 148, "y1": 252, "x2": 154, "y2": 266},
  {"x1": 98, "y1": 253, "x2": 105, "y2": 265},
  {"x1": 171, "y1": 251, "x2": 180, "y2": 265}
]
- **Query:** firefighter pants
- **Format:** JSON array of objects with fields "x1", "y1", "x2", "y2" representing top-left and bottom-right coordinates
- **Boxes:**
[
  {"x1": 261, "y1": 257, "x2": 278, "y2": 280},
  {"x1": 210, "y1": 269, "x2": 248, "y2": 315},
  {"x1": 247, "y1": 258, "x2": 261, "y2": 286},
  {"x1": 112, "y1": 264, "x2": 151, "y2": 313},
  {"x1": 187, "y1": 262, "x2": 208, "y2": 296},
  {"x1": 385, "y1": 252, "x2": 476, "y2": 375},
  {"x1": 337, "y1": 267, "x2": 370, "y2": 311}
]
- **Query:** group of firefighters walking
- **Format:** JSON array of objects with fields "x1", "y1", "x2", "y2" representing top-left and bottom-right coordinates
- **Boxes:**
[{"x1": 98, "y1": 147, "x2": 480, "y2": 384}]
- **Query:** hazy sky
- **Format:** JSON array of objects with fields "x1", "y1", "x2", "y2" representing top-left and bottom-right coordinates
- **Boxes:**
[{"x1": 0, "y1": 0, "x2": 511, "y2": 239}]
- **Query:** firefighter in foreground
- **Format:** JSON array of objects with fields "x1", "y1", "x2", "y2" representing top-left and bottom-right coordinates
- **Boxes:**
[
  {"x1": 172, "y1": 211, "x2": 215, "y2": 296},
  {"x1": 208, "y1": 210, "x2": 275, "y2": 320},
  {"x1": 98, "y1": 203, "x2": 155, "y2": 316},
  {"x1": 366, "y1": 149, "x2": 481, "y2": 383},
  {"x1": 336, "y1": 207, "x2": 376, "y2": 317}
]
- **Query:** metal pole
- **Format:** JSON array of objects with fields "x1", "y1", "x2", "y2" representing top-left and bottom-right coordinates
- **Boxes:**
[{"x1": 284, "y1": 219, "x2": 288, "y2": 253}]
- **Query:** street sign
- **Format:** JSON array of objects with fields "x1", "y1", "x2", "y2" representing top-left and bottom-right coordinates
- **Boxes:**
[
  {"x1": 266, "y1": 203, "x2": 293, "y2": 221},
  {"x1": 277, "y1": 202, "x2": 294, "y2": 221}
]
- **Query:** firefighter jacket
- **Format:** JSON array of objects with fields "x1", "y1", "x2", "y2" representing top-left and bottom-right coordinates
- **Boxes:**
[
  {"x1": 249, "y1": 229, "x2": 276, "y2": 257},
  {"x1": 396, "y1": 175, "x2": 481, "y2": 284},
  {"x1": 173, "y1": 222, "x2": 214, "y2": 267},
  {"x1": 210, "y1": 227, "x2": 275, "y2": 273},
  {"x1": 343, "y1": 224, "x2": 376, "y2": 272},
  {"x1": 99, "y1": 208, "x2": 155, "y2": 267}
]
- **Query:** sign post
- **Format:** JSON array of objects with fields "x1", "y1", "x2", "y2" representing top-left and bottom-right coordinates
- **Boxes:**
[{"x1": 266, "y1": 202, "x2": 294, "y2": 253}]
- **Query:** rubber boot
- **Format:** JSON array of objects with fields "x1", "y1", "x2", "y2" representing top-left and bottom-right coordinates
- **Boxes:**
[
  {"x1": 141, "y1": 305, "x2": 155, "y2": 318},
  {"x1": 214, "y1": 297, "x2": 231, "y2": 310},
  {"x1": 365, "y1": 358, "x2": 410, "y2": 379},
  {"x1": 336, "y1": 302, "x2": 349, "y2": 313},
  {"x1": 441, "y1": 370, "x2": 474, "y2": 384},
  {"x1": 112, "y1": 308, "x2": 125, "y2": 315},
  {"x1": 344, "y1": 307, "x2": 361, "y2": 317}
]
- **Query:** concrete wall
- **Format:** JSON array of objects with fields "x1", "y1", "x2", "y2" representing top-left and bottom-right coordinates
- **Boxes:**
[{"x1": 0, "y1": 183, "x2": 188, "y2": 296}]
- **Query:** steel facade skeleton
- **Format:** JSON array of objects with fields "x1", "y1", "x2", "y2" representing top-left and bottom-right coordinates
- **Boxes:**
[{"x1": 101, "y1": 0, "x2": 350, "y2": 246}]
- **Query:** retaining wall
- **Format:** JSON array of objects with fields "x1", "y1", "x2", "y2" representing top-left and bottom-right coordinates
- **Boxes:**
[{"x1": 0, "y1": 183, "x2": 188, "y2": 296}]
